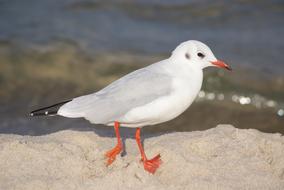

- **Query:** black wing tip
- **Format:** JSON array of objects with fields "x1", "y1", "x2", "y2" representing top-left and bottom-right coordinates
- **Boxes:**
[
  {"x1": 29, "y1": 110, "x2": 57, "y2": 117},
  {"x1": 29, "y1": 99, "x2": 72, "y2": 117},
  {"x1": 29, "y1": 110, "x2": 47, "y2": 117}
]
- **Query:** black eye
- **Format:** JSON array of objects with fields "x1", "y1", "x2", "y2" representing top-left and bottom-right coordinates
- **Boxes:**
[
  {"x1": 185, "y1": 53, "x2": 190, "y2": 59},
  {"x1": 197, "y1": 52, "x2": 205, "y2": 58}
]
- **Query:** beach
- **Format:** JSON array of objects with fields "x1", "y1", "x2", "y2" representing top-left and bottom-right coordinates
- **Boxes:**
[{"x1": 1, "y1": 125, "x2": 284, "y2": 190}]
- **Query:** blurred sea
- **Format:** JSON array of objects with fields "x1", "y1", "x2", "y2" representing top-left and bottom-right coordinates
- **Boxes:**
[{"x1": 0, "y1": 0, "x2": 283, "y2": 136}]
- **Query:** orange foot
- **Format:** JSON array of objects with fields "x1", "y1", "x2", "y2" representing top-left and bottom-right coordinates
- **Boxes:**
[
  {"x1": 142, "y1": 154, "x2": 162, "y2": 174},
  {"x1": 105, "y1": 144, "x2": 122, "y2": 166}
]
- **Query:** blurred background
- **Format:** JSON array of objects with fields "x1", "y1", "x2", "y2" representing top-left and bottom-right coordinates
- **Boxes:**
[{"x1": 0, "y1": 0, "x2": 283, "y2": 136}]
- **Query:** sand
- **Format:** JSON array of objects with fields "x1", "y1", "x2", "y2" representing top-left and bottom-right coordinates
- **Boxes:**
[{"x1": 0, "y1": 125, "x2": 284, "y2": 190}]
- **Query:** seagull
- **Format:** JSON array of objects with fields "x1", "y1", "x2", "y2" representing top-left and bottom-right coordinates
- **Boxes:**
[{"x1": 30, "y1": 40, "x2": 231, "y2": 174}]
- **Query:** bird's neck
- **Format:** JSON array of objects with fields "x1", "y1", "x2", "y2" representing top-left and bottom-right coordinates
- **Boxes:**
[
  {"x1": 168, "y1": 59, "x2": 203, "y2": 79},
  {"x1": 169, "y1": 60, "x2": 203, "y2": 95},
  {"x1": 183, "y1": 65, "x2": 203, "y2": 93}
]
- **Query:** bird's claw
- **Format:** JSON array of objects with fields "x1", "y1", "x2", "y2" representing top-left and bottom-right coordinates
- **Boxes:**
[
  {"x1": 105, "y1": 144, "x2": 122, "y2": 166},
  {"x1": 142, "y1": 154, "x2": 162, "y2": 174}
]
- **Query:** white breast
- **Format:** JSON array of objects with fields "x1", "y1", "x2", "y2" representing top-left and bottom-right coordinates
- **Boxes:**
[{"x1": 118, "y1": 67, "x2": 203, "y2": 128}]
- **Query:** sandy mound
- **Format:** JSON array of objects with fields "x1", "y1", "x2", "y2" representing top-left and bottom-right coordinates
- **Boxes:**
[{"x1": 0, "y1": 125, "x2": 284, "y2": 190}]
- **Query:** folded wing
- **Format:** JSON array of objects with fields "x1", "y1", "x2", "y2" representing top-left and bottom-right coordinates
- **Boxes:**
[{"x1": 58, "y1": 65, "x2": 173, "y2": 124}]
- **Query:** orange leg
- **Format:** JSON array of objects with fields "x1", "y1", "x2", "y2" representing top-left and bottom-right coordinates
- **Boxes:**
[
  {"x1": 135, "y1": 128, "x2": 162, "y2": 174},
  {"x1": 105, "y1": 121, "x2": 123, "y2": 166}
]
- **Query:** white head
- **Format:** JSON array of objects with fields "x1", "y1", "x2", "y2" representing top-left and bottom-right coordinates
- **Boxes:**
[{"x1": 170, "y1": 40, "x2": 231, "y2": 71}]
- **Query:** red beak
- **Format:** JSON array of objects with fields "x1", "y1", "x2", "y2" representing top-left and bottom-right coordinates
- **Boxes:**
[{"x1": 211, "y1": 60, "x2": 232, "y2": 71}]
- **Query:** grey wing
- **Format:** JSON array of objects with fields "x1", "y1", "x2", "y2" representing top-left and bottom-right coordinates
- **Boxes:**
[{"x1": 58, "y1": 66, "x2": 173, "y2": 124}]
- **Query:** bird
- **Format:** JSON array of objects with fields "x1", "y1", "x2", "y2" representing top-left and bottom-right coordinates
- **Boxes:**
[{"x1": 30, "y1": 40, "x2": 231, "y2": 174}]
